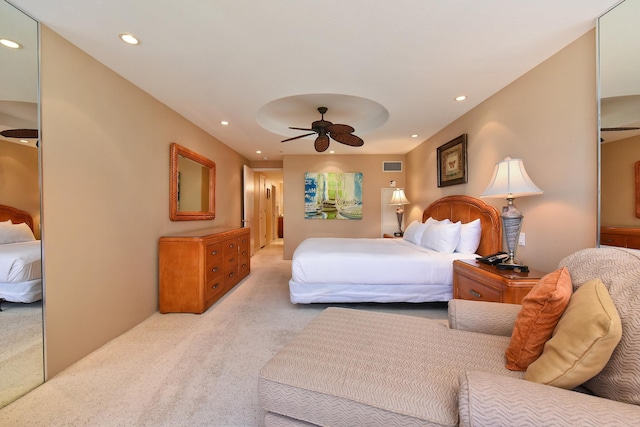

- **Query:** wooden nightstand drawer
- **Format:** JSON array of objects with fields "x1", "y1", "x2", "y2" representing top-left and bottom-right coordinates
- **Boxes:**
[
  {"x1": 455, "y1": 274, "x2": 502, "y2": 302},
  {"x1": 453, "y1": 259, "x2": 546, "y2": 304}
]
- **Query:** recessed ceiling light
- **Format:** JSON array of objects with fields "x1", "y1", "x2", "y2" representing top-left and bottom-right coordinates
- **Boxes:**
[
  {"x1": 20, "y1": 139, "x2": 28, "y2": 144},
  {"x1": 256, "y1": 150, "x2": 262, "y2": 154},
  {"x1": 329, "y1": 150, "x2": 335, "y2": 154},
  {"x1": 455, "y1": 95, "x2": 467, "y2": 101},
  {"x1": 220, "y1": 121, "x2": 229, "y2": 126},
  {"x1": 0, "y1": 38, "x2": 21, "y2": 49},
  {"x1": 411, "y1": 134, "x2": 418, "y2": 138},
  {"x1": 119, "y1": 33, "x2": 139, "y2": 45}
]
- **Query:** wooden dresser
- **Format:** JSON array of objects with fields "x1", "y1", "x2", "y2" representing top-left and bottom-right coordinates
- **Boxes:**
[{"x1": 159, "y1": 227, "x2": 250, "y2": 314}]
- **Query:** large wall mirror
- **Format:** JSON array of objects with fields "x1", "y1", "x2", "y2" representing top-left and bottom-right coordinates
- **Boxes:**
[
  {"x1": 0, "y1": 0, "x2": 43, "y2": 408},
  {"x1": 169, "y1": 143, "x2": 216, "y2": 221},
  {"x1": 599, "y1": 0, "x2": 640, "y2": 241}
]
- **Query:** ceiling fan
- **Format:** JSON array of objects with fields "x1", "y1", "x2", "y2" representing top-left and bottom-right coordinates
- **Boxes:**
[{"x1": 281, "y1": 107, "x2": 364, "y2": 152}]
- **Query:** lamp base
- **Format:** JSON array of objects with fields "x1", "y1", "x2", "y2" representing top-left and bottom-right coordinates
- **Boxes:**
[{"x1": 394, "y1": 231, "x2": 403, "y2": 237}]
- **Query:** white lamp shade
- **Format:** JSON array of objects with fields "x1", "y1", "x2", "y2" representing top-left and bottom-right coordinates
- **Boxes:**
[
  {"x1": 481, "y1": 157, "x2": 543, "y2": 199},
  {"x1": 390, "y1": 188, "x2": 410, "y2": 205}
]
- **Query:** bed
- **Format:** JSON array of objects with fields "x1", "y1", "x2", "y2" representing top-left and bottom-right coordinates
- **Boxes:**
[
  {"x1": 289, "y1": 195, "x2": 502, "y2": 304},
  {"x1": 0, "y1": 204, "x2": 42, "y2": 308}
]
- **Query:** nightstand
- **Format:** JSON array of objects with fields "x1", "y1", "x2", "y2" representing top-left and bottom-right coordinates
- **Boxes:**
[{"x1": 452, "y1": 259, "x2": 546, "y2": 304}]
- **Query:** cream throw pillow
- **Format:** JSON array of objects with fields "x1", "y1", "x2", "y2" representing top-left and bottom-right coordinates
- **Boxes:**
[{"x1": 525, "y1": 278, "x2": 622, "y2": 389}]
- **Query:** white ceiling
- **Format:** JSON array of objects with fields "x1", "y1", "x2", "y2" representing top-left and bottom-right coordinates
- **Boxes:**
[{"x1": 5, "y1": 0, "x2": 620, "y2": 160}]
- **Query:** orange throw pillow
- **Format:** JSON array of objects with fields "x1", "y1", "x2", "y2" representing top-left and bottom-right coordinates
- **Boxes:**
[{"x1": 505, "y1": 267, "x2": 573, "y2": 371}]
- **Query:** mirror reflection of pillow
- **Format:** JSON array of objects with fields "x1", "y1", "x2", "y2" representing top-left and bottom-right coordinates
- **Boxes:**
[
  {"x1": 1, "y1": 219, "x2": 12, "y2": 224},
  {"x1": 456, "y1": 218, "x2": 482, "y2": 254},
  {"x1": 420, "y1": 221, "x2": 461, "y2": 253},
  {"x1": 402, "y1": 221, "x2": 429, "y2": 245},
  {"x1": 0, "y1": 222, "x2": 36, "y2": 245}
]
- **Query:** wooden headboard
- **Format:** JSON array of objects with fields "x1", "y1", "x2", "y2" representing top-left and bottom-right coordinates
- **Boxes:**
[
  {"x1": 0, "y1": 204, "x2": 34, "y2": 231},
  {"x1": 422, "y1": 195, "x2": 502, "y2": 256}
]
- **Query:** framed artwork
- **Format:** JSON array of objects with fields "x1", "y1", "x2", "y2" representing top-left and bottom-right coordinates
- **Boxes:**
[
  {"x1": 437, "y1": 134, "x2": 468, "y2": 187},
  {"x1": 304, "y1": 172, "x2": 363, "y2": 220}
]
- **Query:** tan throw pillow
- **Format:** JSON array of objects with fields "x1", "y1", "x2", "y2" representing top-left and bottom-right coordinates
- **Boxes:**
[
  {"x1": 524, "y1": 279, "x2": 622, "y2": 389},
  {"x1": 505, "y1": 267, "x2": 572, "y2": 371}
]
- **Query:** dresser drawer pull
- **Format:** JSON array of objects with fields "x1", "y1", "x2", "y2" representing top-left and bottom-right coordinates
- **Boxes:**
[
  {"x1": 228, "y1": 258, "x2": 235, "y2": 263},
  {"x1": 242, "y1": 251, "x2": 247, "y2": 256},
  {"x1": 242, "y1": 239, "x2": 247, "y2": 243},
  {"x1": 211, "y1": 283, "x2": 220, "y2": 290},
  {"x1": 211, "y1": 267, "x2": 219, "y2": 273},
  {"x1": 242, "y1": 263, "x2": 247, "y2": 268},
  {"x1": 229, "y1": 243, "x2": 235, "y2": 249},
  {"x1": 228, "y1": 272, "x2": 235, "y2": 278},
  {"x1": 469, "y1": 289, "x2": 482, "y2": 299},
  {"x1": 210, "y1": 250, "x2": 218, "y2": 255}
]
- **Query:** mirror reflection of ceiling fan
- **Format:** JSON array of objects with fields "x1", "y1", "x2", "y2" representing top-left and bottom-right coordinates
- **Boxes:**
[
  {"x1": 281, "y1": 107, "x2": 364, "y2": 152},
  {"x1": 0, "y1": 128, "x2": 38, "y2": 138}
]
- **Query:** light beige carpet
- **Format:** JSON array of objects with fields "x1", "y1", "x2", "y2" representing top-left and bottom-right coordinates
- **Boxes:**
[
  {"x1": 0, "y1": 240, "x2": 447, "y2": 426},
  {"x1": 0, "y1": 301, "x2": 44, "y2": 409}
]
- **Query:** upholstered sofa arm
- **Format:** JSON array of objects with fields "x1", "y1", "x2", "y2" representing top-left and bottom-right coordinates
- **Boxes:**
[
  {"x1": 458, "y1": 371, "x2": 640, "y2": 427},
  {"x1": 448, "y1": 300, "x2": 521, "y2": 337}
]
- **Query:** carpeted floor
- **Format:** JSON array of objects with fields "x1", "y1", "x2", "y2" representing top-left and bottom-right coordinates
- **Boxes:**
[
  {"x1": 0, "y1": 239, "x2": 448, "y2": 426},
  {"x1": 0, "y1": 301, "x2": 44, "y2": 409}
]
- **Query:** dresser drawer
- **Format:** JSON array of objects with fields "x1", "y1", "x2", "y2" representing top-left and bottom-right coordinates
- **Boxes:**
[
  {"x1": 206, "y1": 242, "x2": 224, "y2": 263},
  {"x1": 205, "y1": 276, "x2": 225, "y2": 302},
  {"x1": 455, "y1": 274, "x2": 502, "y2": 302}
]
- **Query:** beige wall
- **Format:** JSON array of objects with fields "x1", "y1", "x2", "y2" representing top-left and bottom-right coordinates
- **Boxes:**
[
  {"x1": 601, "y1": 135, "x2": 640, "y2": 227},
  {"x1": 40, "y1": 26, "x2": 248, "y2": 377},
  {"x1": 0, "y1": 140, "x2": 40, "y2": 238},
  {"x1": 283, "y1": 154, "x2": 405, "y2": 259},
  {"x1": 406, "y1": 30, "x2": 598, "y2": 273}
]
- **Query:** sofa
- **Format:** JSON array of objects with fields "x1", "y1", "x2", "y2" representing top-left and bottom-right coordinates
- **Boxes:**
[{"x1": 259, "y1": 247, "x2": 640, "y2": 426}]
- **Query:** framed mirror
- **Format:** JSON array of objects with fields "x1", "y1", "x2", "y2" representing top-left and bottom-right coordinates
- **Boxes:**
[{"x1": 170, "y1": 143, "x2": 216, "y2": 221}]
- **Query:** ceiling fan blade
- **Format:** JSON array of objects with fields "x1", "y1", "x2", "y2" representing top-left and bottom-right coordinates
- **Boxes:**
[
  {"x1": 330, "y1": 133, "x2": 364, "y2": 147},
  {"x1": 314, "y1": 135, "x2": 330, "y2": 152},
  {"x1": 601, "y1": 127, "x2": 640, "y2": 131},
  {"x1": 327, "y1": 124, "x2": 355, "y2": 135},
  {"x1": 1, "y1": 128, "x2": 39, "y2": 139},
  {"x1": 282, "y1": 132, "x2": 317, "y2": 143},
  {"x1": 289, "y1": 127, "x2": 315, "y2": 132}
]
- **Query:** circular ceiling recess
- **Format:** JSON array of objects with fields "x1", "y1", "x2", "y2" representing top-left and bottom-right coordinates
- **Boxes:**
[{"x1": 256, "y1": 93, "x2": 389, "y2": 140}]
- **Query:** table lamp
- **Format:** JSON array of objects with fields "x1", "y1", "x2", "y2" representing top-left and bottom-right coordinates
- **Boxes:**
[
  {"x1": 481, "y1": 157, "x2": 543, "y2": 266},
  {"x1": 390, "y1": 188, "x2": 410, "y2": 237}
]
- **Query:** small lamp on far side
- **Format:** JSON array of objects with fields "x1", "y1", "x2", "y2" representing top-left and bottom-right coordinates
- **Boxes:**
[
  {"x1": 481, "y1": 157, "x2": 543, "y2": 267},
  {"x1": 390, "y1": 188, "x2": 410, "y2": 237}
]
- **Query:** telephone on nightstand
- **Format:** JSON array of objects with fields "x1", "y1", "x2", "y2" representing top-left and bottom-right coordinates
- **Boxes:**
[{"x1": 477, "y1": 252, "x2": 509, "y2": 265}]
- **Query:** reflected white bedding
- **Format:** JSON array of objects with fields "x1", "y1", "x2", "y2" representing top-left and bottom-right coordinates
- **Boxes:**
[
  {"x1": 290, "y1": 238, "x2": 477, "y2": 304},
  {"x1": 0, "y1": 240, "x2": 42, "y2": 303}
]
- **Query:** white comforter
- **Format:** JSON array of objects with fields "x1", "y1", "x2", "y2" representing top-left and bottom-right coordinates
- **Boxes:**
[
  {"x1": 292, "y1": 237, "x2": 476, "y2": 286},
  {"x1": 0, "y1": 240, "x2": 42, "y2": 283}
]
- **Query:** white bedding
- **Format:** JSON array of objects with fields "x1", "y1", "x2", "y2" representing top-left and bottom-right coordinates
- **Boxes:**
[
  {"x1": 0, "y1": 240, "x2": 42, "y2": 303},
  {"x1": 290, "y1": 237, "x2": 478, "y2": 304}
]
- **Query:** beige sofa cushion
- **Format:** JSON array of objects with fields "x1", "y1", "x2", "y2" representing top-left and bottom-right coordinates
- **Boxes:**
[
  {"x1": 505, "y1": 267, "x2": 572, "y2": 370},
  {"x1": 525, "y1": 279, "x2": 622, "y2": 388},
  {"x1": 559, "y1": 247, "x2": 640, "y2": 405},
  {"x1": 259, "y1": 307, "x2": 523, "y2": 427}
]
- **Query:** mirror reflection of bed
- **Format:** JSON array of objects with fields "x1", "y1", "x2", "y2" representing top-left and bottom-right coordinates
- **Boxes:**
[{"x1": 0, "y1": 204, "x2": 43, "y2": 408}]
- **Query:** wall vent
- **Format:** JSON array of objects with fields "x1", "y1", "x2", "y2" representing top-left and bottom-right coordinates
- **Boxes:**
[{"x1": 382, "y1": 161, "x2": 403, "y2": 172}]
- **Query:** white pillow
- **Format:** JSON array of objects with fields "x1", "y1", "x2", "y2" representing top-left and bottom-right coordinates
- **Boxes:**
[
  {"x1": 420, "y1": 221, "x2": 462, "y2": 253},
  {"x1": 403, "y1": 220, "x2": 429, "y2": 244},
  {"x1": 456, "y1": 218, "x2": 482, "y2": 254},
  {"x1": 425, "y1": 217, "x2": 451, "y2": 225},
  {"x1": 0, "y1": 222, "x2": 36, "y2": 245},
  {"x1": 1, "y1": 219, "x2": 12, "y2": 224}
]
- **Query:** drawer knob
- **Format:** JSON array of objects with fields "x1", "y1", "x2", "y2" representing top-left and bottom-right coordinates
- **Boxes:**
[
  {"x1": 211, "y1": 267, "x2": 219, "y2": 273},
  {"x1": 469, "y1": 289, "x2": 482, "y2": 299},
  {"x1": 228, "y1": 272, "x2": 234, "y2": 277},
  {"x1": 228, "y1": 258, "x2": 235, "y2": 263},
  {"x1": 229, "y1": 244, "x2": 235, "y2": 248},
  {"x1": 211, "y1": 283, "x2": 219, "y2": 289},
  {"x1": 242, "y1": 263, "x2": 247, "y2": 268},
  {"x1": 211, "y1": 250, "x2": 218, "y2": 255}
]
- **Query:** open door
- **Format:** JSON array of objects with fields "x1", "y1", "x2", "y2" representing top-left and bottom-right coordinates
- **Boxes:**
[{"x1": 243, "y1": 165, "x2": 256, "y2": 256}]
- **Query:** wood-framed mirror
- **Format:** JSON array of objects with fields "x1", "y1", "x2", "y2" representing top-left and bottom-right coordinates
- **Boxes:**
[{"x1": 169, "y1": 143, "x2": 216, "y2": 221}]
